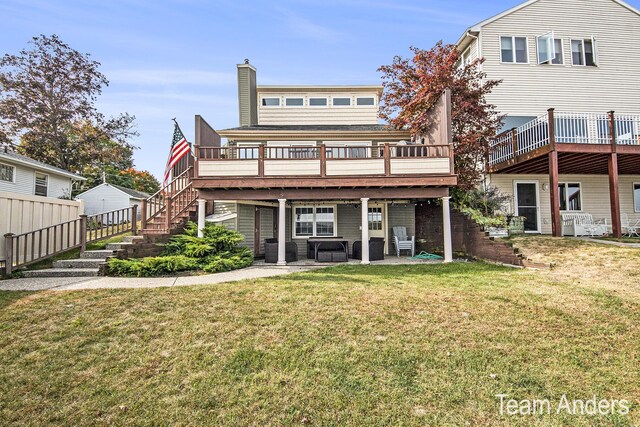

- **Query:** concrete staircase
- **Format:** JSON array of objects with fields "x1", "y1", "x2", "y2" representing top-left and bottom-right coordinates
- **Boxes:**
[{"x1": 20, "y1": 236, "x2": 144, "y2": 278}]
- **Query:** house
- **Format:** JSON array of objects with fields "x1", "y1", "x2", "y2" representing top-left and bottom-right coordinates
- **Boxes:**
[
  {"x1": 156, "y1": 60, "x2": 457, "y2": 264},
  {"x1": 0, "y1": 145, "x2": 85, "y2": 199},
  {"x1": 456, "y1": 0, "x2": 640, "y2": 236},
  {"x1": 75, "y1": 183, "x2": 150, "y2": 219}
]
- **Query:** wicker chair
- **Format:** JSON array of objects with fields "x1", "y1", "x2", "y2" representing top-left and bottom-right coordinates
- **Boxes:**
[
  {"x1": 264, "y1": 238, "x2": 298, "y2": 263},
  {"x1": 352, "y1": 238, "x2": 385, "y2": 261}
]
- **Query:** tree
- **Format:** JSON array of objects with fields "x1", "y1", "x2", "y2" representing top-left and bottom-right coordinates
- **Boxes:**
[
  {"x1": 378, "y1": 42, "x2": 502, "y2": 190},
  {"x1": 0, "y1": 34, "x2": 136, "y2": 172},
  {"x1": 81, "y1": 166, "x2": 160, "y2": 195}
]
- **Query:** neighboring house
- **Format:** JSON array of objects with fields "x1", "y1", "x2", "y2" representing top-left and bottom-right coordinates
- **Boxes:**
[
  {"x1": 75, "y1": 183, "x2": 150, "y2": 218},
  {"x1": 187, "y1": 60, "x2": 456, "y2": 264},
  {"x1": 456, "y1": 0, "x2": 640, "y2": 236},
  {"x1": 0, "y1": 146, "x2": 85, "y2": 198}
]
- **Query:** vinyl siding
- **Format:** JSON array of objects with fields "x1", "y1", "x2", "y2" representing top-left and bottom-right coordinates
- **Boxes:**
[
  {"x1": 75, "y1": 185, "x2": 131, "y2": 216},
  {"x1": 237, "y1": 204, "x2": 255, "y2": 252},
  {"x1": 258, "y1": 207, "x2": 274, "y2": 254},
  {"x1": 479, "y1": 0, "x2": 640, "y2": 116},
  {"x1": 213, "y1": 202, "x2": 238, "y2": 230},
  {"x1": 257, "y1": 92, "x2": 379, "y2": 125},
  {"x1": 0, "y1": 160, "x2": 73, "y2": 198},
  {"x1": 489, "y1": 173, "x2": 640, "y2": 234}
]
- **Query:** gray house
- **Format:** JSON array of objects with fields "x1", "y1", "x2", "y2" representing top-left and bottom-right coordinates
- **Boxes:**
[
  {"x1": 0, "y1": 146, "x2": 85, "y2": 198},
  {"x1": 75, "y1": 183, "x2": 150, "y2": 218}
]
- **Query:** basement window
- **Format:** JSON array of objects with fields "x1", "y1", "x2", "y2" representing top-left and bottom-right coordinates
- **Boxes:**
[
  {"x1": 261, "y1": 98, "x2": 280, "y2": 107},
  {"x1": 558, "y1": 183, "x2": 582, "y2": 211}
]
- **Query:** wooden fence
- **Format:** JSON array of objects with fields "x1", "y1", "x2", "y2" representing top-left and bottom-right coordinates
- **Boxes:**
[{"x1": 3, "y1": 206, "x2": 137, "y2": 276}]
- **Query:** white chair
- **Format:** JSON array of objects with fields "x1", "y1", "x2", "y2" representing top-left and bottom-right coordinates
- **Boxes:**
[
  {"x1": 393, "y1": 226, "x2": 415, "y2": 257},
  {"x1": 622, "y1": 214, "x2": 640, "y2": 238}
]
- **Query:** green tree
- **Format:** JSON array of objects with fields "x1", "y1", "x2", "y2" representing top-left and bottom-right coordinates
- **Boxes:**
[{"x1": 0, "y1": 34, "x2": 136, "y2": 172}]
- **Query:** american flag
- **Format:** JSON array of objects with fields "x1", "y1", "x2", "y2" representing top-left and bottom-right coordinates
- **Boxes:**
[{"x1": 163, "y1": 121, "x2": 191, "y2": 186}]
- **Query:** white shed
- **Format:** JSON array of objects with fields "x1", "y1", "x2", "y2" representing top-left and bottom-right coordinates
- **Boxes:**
[{"x1": 75, "y1": 183, "x2": 150, "y2": 218}]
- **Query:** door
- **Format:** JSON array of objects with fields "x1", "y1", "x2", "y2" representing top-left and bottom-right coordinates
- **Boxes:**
[
  {"x1": 368, "y1": 204, "x2": 385, "y2": 239},
  {"x1": 514, "y1": 182, "x2": 540, "y2": 233}
]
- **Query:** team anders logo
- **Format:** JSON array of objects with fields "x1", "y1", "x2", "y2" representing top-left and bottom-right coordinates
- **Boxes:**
[{"x1": 496, "y1": 394, "x2": 630, "y2": 417}]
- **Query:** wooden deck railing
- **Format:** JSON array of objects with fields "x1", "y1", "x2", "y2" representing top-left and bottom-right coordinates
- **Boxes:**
[
  {"x1": 141, "y1": 166, "x2": 198, "y2": 231},
  {"x1": 3, "y1": 206, "x2": 137, "y2": 276},
  {"x1": 489, "y1": 110, "x2": 640, "y2": 166}
]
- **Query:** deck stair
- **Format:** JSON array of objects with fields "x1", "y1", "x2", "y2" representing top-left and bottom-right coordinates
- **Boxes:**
[{"x1": 20, "y1": 248, "x2": 117, "y2": 278}]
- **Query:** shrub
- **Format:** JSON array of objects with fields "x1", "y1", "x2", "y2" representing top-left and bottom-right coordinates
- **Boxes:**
[{"x1": 107, "y1": 222, "x2": 253, "y2": 277}]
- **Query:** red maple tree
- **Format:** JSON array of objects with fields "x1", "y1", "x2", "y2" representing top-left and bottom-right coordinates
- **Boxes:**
[{"x1": 379, "y1": 42, "x2": 502, "y2": 190}]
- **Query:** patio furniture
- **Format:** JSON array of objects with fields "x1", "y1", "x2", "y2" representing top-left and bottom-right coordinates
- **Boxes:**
[
  {"x1": 352, "y1": 237, "x2": 385, "y2": 261},
  {"x1": 307, "y1": 238, "x2": 349, "y2": 262},
  {"x1": 561, "y1": 213, "x2": 608, "y2": 237},
  {"x1": 622, "y1": 214, "x2": 640, "y2": 238},
  {"x1": 264, "y1": 238, "x2": 298, "y2": 263},
  {"x1": 392, "y1": 226, "x2": 415, "y2": 257}
]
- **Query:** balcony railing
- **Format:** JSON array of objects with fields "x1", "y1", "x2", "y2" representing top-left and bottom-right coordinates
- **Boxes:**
[
  {"x1": 489, "y1": 111, "x2": 640, "y2": 166},
  {"x1": 196, "y1": 143, "x2": 454, "y2": 178}
]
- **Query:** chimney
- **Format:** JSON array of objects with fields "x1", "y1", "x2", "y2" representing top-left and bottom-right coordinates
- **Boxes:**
[{"x1": 237, "y1": 59, "x2": 258, "y2": 127}]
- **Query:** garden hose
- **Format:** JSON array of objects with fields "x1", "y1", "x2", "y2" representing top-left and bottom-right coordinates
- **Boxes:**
[{"x1": 409, "y1": 251, "x2": 443, "y2": 260}]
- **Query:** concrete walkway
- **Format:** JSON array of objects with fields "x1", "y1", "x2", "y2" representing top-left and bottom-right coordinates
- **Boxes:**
[
  {"x1": 579, "y1": 237, "x2": 640, "y2": 248},
  {"x1": 0, "y1": 265, "x2": 317, "y2": 292}
]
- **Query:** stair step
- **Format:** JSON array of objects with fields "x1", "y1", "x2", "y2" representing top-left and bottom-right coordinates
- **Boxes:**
[
  {"x1": 53, "y1": 258, "x2": 106, "y2": 269},
  {"x1": 106, "y1": 242, "x2": 133, "y2": 250},
  {"x1": 80, "y1": 250, "x2": 116, "y2": 259},
  {"x1": 22, "y1": 268, "x2": 100, "y2": 278},
  {"x1": 122, "y1": 235, "x2": 145, "y2": 243},
  {"x1": 142, "y1": 229, "x2": 169, "y2": 235}
]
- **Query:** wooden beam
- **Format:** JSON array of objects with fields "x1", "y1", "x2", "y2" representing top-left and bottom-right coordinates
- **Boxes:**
[
  {"x1": 193, "y1": 175, "x2": 457, "y2": 189},
  {"x1": 549, "y1": 150, "x2": 561, "y2": 237},
  {"x1": 199, "y1": 187, "x2": 449, "y2": 200}
]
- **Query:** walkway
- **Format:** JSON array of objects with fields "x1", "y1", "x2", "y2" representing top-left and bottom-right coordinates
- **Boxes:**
[
  {"x1": 579, "y1": 237, "x2": 640, "y2": 248},
  {"x1": 0, "y1": 265, "x2": 316, "y2": 292}
]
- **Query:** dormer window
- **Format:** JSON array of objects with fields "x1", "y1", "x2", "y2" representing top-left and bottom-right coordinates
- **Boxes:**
[
  {"x1": 309, "y1": 97, "x2": 327, "y2": 106},
  {"x1": 261, "y1": 98, "x2": 280, "y2": 106},
  {"x1": 571, "y1": 38, "x2": 597, "y2": 66},
  {"x1": 332, "y1": 97, "x2": 351, "y2": 106},
  {"x1": 356, "y1": 97, "x2": 375, "y2": 106},
  {"x1": 285, "y1": 98, "x2": 304, "y2": 106},
  {"x1": 500, "y1": 36, "x2": 528, "y2": 63}
]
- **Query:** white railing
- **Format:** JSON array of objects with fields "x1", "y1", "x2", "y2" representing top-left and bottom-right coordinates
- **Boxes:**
[
  {"x1": 554, "y1": 112, "x2": 610, "y2": 144},
  {"x1": 614, "y1": 114, "x2": 640, "y2": 146},
  {"x1": 489, "y1": 111, "x2": 640, "y2": 166}
]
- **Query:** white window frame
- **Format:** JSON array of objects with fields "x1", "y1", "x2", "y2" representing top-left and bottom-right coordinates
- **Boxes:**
[
  {"x1": 558, "y1": 182, "x2": 583, "y2": 212},
  {"x1": 284, "y1": 97, "x2": 304, "y2": 107},
  {"x1": 634, "y1": 183, "x2": 640, "y2": 213},
  {"x1": 308, "y1": 97, "x2": 328, "y2": 107},
  {"x1": 0, "y1": 162, "x2": 16, "y2": 183},
  {"x1": 34, "y1": 171, "x2": 48, "y2": 197},
  {"x1": 261, "y1": 97, "x2": 280, "y2": 107},
  {"x1": 355, "y1": 97, "x2": 376, "y2": 107},
  {"x1": 331, "y1": 97, "x2": 351, "y2": 107},
  {"x1": 536, "y1": 32, "x2": 564, "y2": 65},
  {"x1": 500, "y1": 35, "x2": 529, "y2": 64},
  {"x1": 292, "y1": 204, "x2": 338, "y2": 238},
  {"x1": 570, "y1": 37, "x2": 597, "y2": 67},
  {"x1": 324, "y1": 141, "x2": 372, "y2": 158},
  {"x1": 236, "y1": 142, "x2": 260, "y2": 159}
]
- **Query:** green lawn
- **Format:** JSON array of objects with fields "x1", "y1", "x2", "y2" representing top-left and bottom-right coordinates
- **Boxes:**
[{"x1": 0, "y1": 238, "x2": 638, "y2": 426}]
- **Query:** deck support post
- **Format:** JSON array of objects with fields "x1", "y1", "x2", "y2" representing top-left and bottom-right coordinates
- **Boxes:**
[
  {"x1": 442, "y1": 196, "x2": 453, "y2": 263},
  {"x1": 608, "y1": 111, "x2": 621, "y2": 238},
  {"x1": 360, "y1": 198, "x2": 370, "y2": 265},
  {"x1": 547, "y1": 109, "x2": 561, "y2": 237},
  {"x1": 197, "y1": 199, "x2": 207, "y2": 238},
  {"x1": 277, "y1": 199, "x2": 287, "y2": 265}
]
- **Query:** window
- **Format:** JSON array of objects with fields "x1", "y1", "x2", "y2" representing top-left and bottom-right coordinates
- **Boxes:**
[
  {"x1": 537, "y1": 32, "x2": 563, "y2": 64},
  {"x1": 267, "y1": 141, "x2": 317, "y2": 159},
  {"x1": 0, "y1": 163, "x2": 14, "y2": 182},
  {"x1": 294, "y1": 206, "x2": 336, "y2": 237},
  {"x1": 35, "y1": 172, "x2": 48, "y2": 197},
  {"x1": 261, "y1": 98, "x2": 280, "y2": 106},
  {"x1": 558, "y1": 183, "x2": 582, "y2": 211},
  {"x1": 571, "y1": 38, "x2": 597, "y2": 66},
  {"x1": 356, "y1": 97, "x2": 375, "y2": 106},
  {"x1": 325, "y1": 141, "x2": 371, "y2": 159},
  {"x1": 236, "y1": 142, "x2": 259, "y2": 159},
  {"x1": 332, "y1": 97, "x2": 351, "y2": 106},
  {"x1": 501, "y1": 36, "x2": 528, "y2": 63},
  {"x1": 285, "y1": 98, "x2": 304, "y2": 106},
  {"x1": 634, "y1": 183, "x2": 640, "y2": 212},
  {"x1": 368, "y1": 207, "x2": 383, "y2": 231},
  {"x1": 309, "y1": 97, "x2": 327, "y2": 106}
]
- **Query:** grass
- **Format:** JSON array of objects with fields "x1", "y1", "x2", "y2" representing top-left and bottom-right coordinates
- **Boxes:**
[{"x1": 0, "y1": 237, "x2": 638, "y2": 426}]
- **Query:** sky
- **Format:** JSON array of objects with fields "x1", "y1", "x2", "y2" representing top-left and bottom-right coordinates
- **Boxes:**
[{"x1": 2, "y1": 0, "x2": 638, "y2": 179}]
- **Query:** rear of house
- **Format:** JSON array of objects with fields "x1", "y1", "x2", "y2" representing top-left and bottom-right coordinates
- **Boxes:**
[
  {"x1": 188, "y1": 61, "x2": 456, "y2": 264},
  {"x1": 456, "y1": 0, "x2": 640, "y2": 236}
]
